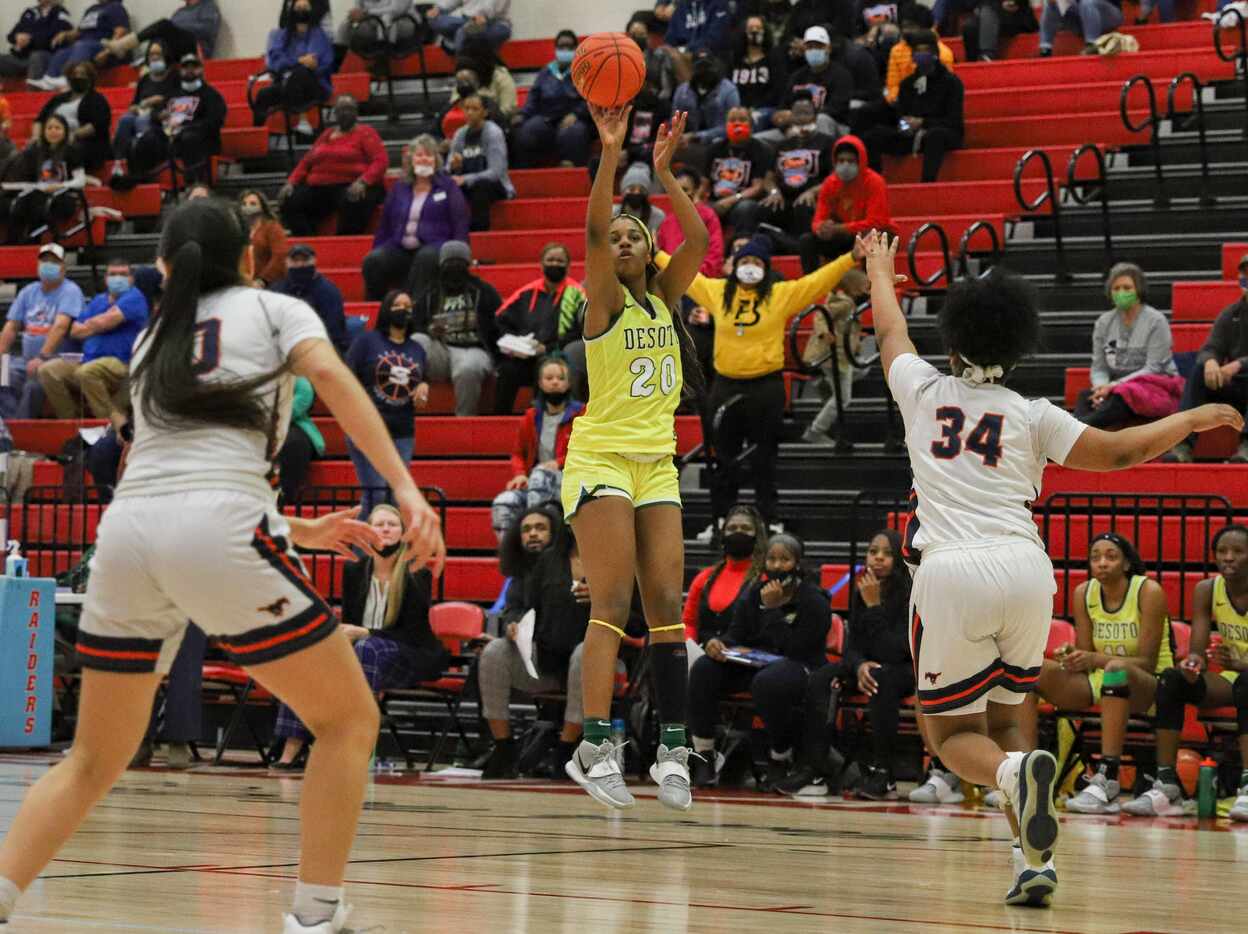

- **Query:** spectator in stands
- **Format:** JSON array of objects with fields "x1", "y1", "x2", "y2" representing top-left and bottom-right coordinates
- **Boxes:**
[
  {"x1": 0, "y1": 115, "x2": 84, "y2": 244},
  {"x1": 39, "y1": 258, "x2": 148, "y2": 419},
  {"x1": 658, "y1": 168, "x2": 724, "y2": 278},
  {"x1": 272, "y1": 505, "x2": 448, "y2": 769},
  {"x1": 663, "y1": 0, "x2": 732, "y2": 59},
  {"x1": 252, "y1": 0, "x2": 334, "y2": 130},
  {"x1": 33, "y1": 61, "x2": 112, "y2": 170},
  {"x1": 673, "y1": 48, "x2": 740, "y2": 154},
  {"x1": 612, "y1": 163, "x2": 667, "y2": 236},
  {"x1": 961, "y1": 0, "x2": 1039, "y2": 62},
  {"x1": 688, "y1": 533, "x2": 831, "y2": 788},
  {"x1": 494, "y1": 501, "x2": 559, "y2": 618},
  {"x1": 1162, "y1": 254, "x2": 1248, "y2": 464},
  {"x1": 410, "y1": 240, "x2": 500, "y2": 416},
  {"x1": 239, "y1": 189, "x2": 288, "y2": 289},
  {"x1": 1134, "y1": 0, "x2": 1177, "y2": 24},
  {"x1": 278, "y1": 94, "x2": 387, "y2": 237},
  {"x1": 491, "y1": 356, "x2": 584, "y2": 535},
  {"x1": 799, "y1": 135, "x2": 892, "y2": 274},
  {"x1": 1022, "y1": 533, "x2": 1172, "y2": 814},
  {"x1": 760, "y1": 27, "x2": 853, "y2": 143},
  {"x1": 363, "y1": 134, "x2": 470, "y2": 301},
  {"x1": 861, "y1": 30, "x2": 964, "y2": 184},
  {"x1": 109, "y1": 40, "x2": 179, "y2": 174},
  {"x1": 456, "y1": 36, "x2": 519, "y2": 119},
  {"x1": 185, "y1": 180, "x2": 211, "y2": 199},
  {"x1": 271, "y1": 244, "x2": 348, "y2": 355},
  {"x1": 801, "y1": 267, "x2": 871, "y2": 444},
  {"x1": 1074, "y1": 262, "x2": 1179, "y2": 431},
  {"x1": 278, "y1": 376, "x2": 324, "y2": 506},
  {"x1": 729, "y1": 14, "x2": 787, "y2": 127},
  {"x1": 684, "y1": 504, "x2": 767, "y2": 648},
  {"x1": 0, "y1": 243, "x2": 82, "y2": 419},
  {"x1": 857, "y1": 5, "x2": 904, "y2": 76},
  {"x1": 280, "y1": 0, "x2": 331, "y2": 32},
  {"x1": 511, "y1": 31, "x2": 592, "y2": 168},
  {"x1": 449, "y1": 92, "x2": 515, "y2": 232},
  {"x1": 429, "y1": 0, "x2": 512, "y2": 54},
  {"x1": 705, "y1": 106, "x2": 779, "y2": 238},
  {"x1": 662, "y1": 233, "x2": 860, "y2": 538},
  {"x1": 884, "y1": 5, "x2": 955, "y2": 104},
  {"x1": 344, "y1": 289, "x2": 427, "y2": 516},
  {"x1": 27, "y1": 0, "x2": 129, "y2": 91},
  {"x1": 443, "y1": 57, "x2": 516, "y2": 139},
  {"x1": 0, "y1": 95, "x2": 11, "y2": 168},
  {"x1": 776, "y1": 529, "x2": 913, "y2": 798},
  {"x1": 493, "y1": 248, "x2": 586, "y2": 415},
  {"x1": 129, "y1": 624, "x2": 205, "y2": 770},
  {"x1": 627, "y1": 12, "x2": 676, "y2": 101},
  {"x1": 109, "y1": 0, "x2": 223, "y2": 65},
  {"x1": 1123, "y1": 524, "x2": 1248, "y2": 820},
  {"x1": 1038, "y1": 0, "x2": 1123, "y2": 55},
  {"x1": 0, "y1": 2, "x2": 73, "y2": 84},
  {"x1": 763, "y1": 94, "x2": 837, "y2": 255},
  {"x1": 831, "y1": 32, "x2": 884, "y2": 114},
  {"x1": 336, "y1": 0, "x2": 417, "y2": 57},
  {"x1": 616, "y1": 79, "x2": 672, "y2": 171}
]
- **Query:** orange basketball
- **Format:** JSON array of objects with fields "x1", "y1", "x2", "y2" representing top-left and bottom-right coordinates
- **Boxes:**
[{"x1": 571, "y1": 32, "x2": 646, "y2": 109}]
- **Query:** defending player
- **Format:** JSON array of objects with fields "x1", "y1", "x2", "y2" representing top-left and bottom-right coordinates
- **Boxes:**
[
  {"x1": 860, "y1": 230, "x2": 1241, "y2": 908},
  {"x1": 561, "y1": 104, "x2": 709, "y2": 811}
]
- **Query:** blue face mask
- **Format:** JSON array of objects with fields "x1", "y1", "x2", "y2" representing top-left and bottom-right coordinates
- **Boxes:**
[
  {"x1": 148, "y1": 59, "x2": 167, "y2": 76},
  {"x1": 38, "y1": 262, "x2": 62, "y2": 283},
  {"x1": 1240, "y1": 274, "x2": 1248, "y2": 290},
  {"x1": 555, "y1": 48, "x2": 575, "y2": 66},
  {"x1": 913, "y1": 51, "x2": 936, "y2": 73},
  {"x1": 106, "y1": 275, "x2": 129, "y2": 295},
  {"x1": 804, "y1": 48, "x2": 828, "y2": 67}
]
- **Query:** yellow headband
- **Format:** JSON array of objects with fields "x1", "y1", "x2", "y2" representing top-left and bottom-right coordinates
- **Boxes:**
[{"x1": 615, "y1": 212, "x2": 655, "y2": 259}]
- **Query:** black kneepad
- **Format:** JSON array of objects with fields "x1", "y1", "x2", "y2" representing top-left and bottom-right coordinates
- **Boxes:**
[
  {"x1": 1233, "y1": 675, "x2": 1248, "y2": 735},
  {"x1": 1154, "y1": 667, "x2": 1205, "y2": 731}
]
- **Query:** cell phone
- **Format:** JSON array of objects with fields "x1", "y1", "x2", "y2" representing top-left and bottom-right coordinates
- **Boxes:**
[{"x1": 898, "y1": 118, "x2": 911, "y2": 133}]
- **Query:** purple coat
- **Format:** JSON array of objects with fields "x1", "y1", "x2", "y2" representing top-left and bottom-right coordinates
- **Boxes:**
[{"x1": 373, "y1": 173, "x2": 470, "y2": 253}]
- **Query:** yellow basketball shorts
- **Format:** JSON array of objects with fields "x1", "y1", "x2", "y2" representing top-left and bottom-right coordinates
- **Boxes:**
[{"x1": 560, "y1": 447, "x2": 681, "y2": 520}]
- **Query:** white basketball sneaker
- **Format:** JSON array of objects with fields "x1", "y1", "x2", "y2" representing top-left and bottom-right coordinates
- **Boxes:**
[
  {"x1": 1065, "y1": 770, "x2": 1121, "y2": 814},
  {"x1": 566, "y1": 739, "x2": 635, "y2": 809},
  {"x1": 1005, "y1": 841, "x2": 1057, "y2": 907},
  {"x1": 650, "y1": 744, "x2": 695, "y2": 811},
  {"x1": 997, "y1": 750, "x2": 1060, "y2": 871},
  {"x1": 1229, "y1": 782, "x2": 1248, "y2": 822},
  {"x1": 283, "y1": 901, "x2": 352, "y2": 933},
  {"x1": 1122, "y1": 777, "x2": 1185, "y2": 817},
  {"x1": 908, "y1": 768, "x2": 965, "y2": 804}
]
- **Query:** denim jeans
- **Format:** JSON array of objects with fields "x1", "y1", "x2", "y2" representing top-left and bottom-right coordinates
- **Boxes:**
[
  {"x1": 47, "y1": 38, "x2": 104, "y2": 78},
  {"x1": 112, "y1": 110, "x2": 153, "y2": 159},
  {"x1": 1040, "y1": 0, "x2": 1123, "y2": 47},
  {"x1": 427, "y1": 13, "x2": 512, "y2": 52},
  {"x1": 346, "y1": 434, "x2": 415, "y2": 518}
]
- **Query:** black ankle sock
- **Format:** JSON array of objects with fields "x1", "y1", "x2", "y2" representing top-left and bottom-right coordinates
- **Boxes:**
[
  {"x1": 650, "y1": 640, "x2": 688, "y2": 727},
  {"x1": 1101, "y1": 756, "x2": 1120, "y2": 782},
  {"x1": 929, "y1": 756, "x2": 946, "y2": 773}
]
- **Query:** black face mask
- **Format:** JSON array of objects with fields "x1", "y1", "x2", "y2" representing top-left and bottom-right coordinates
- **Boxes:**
[
  {"x1": 377, "y1": 541, "x2": 402, "y2": 558},
  {"x1": 456, "y1": 82, "x2": 477, "y2": 98},
  {"x1": 722, "y1": 532, "x2": 756, "y2": 560},
  {"x1": 543, "y1": 263, "x2": 568, "y2": 284},
  {"x1": 386, "y1": 309, "x2": 411, "y2": 330},
  {"x1": 69, "y1": 77, "x2": 89, "y2": 94},
  {"x1": 693, "y1": 65, "x2": 716, "y2": 89},
  {"x1": 288, "y1": 266, "x2": 317, "y2": 287},
  {"x1": 292, "y1": 9, "x2": 313, "y2": 24},
  {"x1": 441, "y1": 263, "x2": 469, "y2": 289},
  {"x1": 543, "y1": 389, "x2": 569, "y2": 406},
  {"x1": 631, "y1": 34, "x2": 647, "y2": 51},
  {"x1": 336, "y1": 108, "x2": 358, "y2": 131},
  {"x1": 622, "y1": 193, "x2": 649, "y2": 212}
]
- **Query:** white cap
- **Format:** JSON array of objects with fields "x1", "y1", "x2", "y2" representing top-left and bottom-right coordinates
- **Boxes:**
[
  {"x1": 803, "y1": 26, "x2": 831, "y2": 45},
  {"x1": 37, "y1": 243, "x2": 65, "y2": 261}
]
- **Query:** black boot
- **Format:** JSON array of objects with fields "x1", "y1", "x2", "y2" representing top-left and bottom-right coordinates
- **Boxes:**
[
  {"x1": 690, "y1": 749, "x2": 718, "y2": 787},
  {"x1": 482, "y1": 739, "x2": 518, "y2": 779}
]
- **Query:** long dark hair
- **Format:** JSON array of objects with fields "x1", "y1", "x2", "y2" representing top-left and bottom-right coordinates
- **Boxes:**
[
  {"x1": 854, "y1": 528, "x2": 912, "y2": 613},
  {"x1": 498, "y1": 502, "x2": 565, "y2": 578},
  {"x1": 721, "y1": 254, "x2": 777, "y2": 315},
  {"x1": 131, "y1": 197, "x2": 288, "y2": 433},
  {"x1": 1089, "y1": 532, "x2": 1148, "y2": 581},
  {"x1": 376, "y1": 289, "x2": 413, "y2": 337},
  {"x1": 39, "y1": 114, "x2": 72, "y2": 158},
  {"x1": 719, "y1": 503, "x2": 768, "y2": 583}
]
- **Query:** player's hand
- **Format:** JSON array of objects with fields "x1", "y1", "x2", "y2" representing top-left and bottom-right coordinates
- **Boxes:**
[
  {"x1": 1221, "y1": 359, "x2": 1242, "y2": 382},
  {"x1": 857, "y1": 661, "x2": 881, "y2": 696},
  {"x1": 1210, "y1": 642, "x2": 1236, "y2": 670},
  {"x1": 505, "y1": 621, "x2": 519, "y2": 641},
  {"x1": 1188, "y1": 403, "x2": 1244, "y2": 435},
  {"x1": 857, "y1": 229, "x2": 898, "y2": 281},
  {"x1": 705, "y1": 638, "x2": 727, "y2": 661},
  {"x1": 1179, "y1": 652, "x2": 1205, "y2": 683},
  {"x1": 1204, "y1": 357, "x2": 1224, "y2": 391},
  {"x1": 588, "y1": 103, "x2": 631, "y2": 151},
  {"x1": 856, "y1": 568, "x2": 882, "y2": 607},
  {"x1": 292, "y1": 507, "x2": 382, "y2": 559},
  {"x1": 505, "y1": 473, "x2": 529, "y2": 491},
  {"x1": 653, "y1": 110, "x2": 687, "y2": 178},
  {"x1": 395, "y1": 484, "x2": 446, "y2": 578},
  {"x1": 1060, "y1": 648, "x2": 1096, "y2": 672}
]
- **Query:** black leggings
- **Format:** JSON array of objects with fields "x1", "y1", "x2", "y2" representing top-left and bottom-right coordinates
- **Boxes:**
[
  {"x1": 281, "y1": 182, "x2": 384, "y2": 236},
  {"x1": 860, "y1": 662, "x2": 916, "y2": 772},
  {"x1": 707, "y1": 371, "x2": 786, "y2": 527},
  {"x1": 494, "y1": 355, "x2": 537, "y2": 415},
  {"x1": 1155, "y1": 666, "x2": 1248, "y2": 734},
  {"x1": 688, "y1": 655, "x2": 809, "y2": 753},
  {"x1": 252, "y1": 65, "x2": 326, "y2": 125},
  {"x1": 1073, "y1": 388, "x2": 1134, "y2": 430},
  {"x1": 137, "y1": 20, "x2": 200, "y2": 62},
  {"x1": 279, "y1": 425, "x2": 317, "y2": 507}
]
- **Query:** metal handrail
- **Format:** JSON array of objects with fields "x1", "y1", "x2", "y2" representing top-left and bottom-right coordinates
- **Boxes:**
[
  {"x1": 956, "y1": 220, "x2": 1003, "y2": 279},
  {"x1": 787, "y1": 303, "x2": 857, "y2": 451},
  {"x1": 1065, "y1": 143, "x2": 1114, "y2": 272},
  {"x1": 1212, "y1": 7, "x2": 1248, "y2": 149},
  {"x1": 906, "y1": 222, "x2": 954, "y2": 289},
  {"x1": 1013, "y1": 149, "x2": 1069, "y2": 282},
  {"x1": 1166, "y1": 73, "x2": 1215, "y2": 208},
  {"x1": 845, "y1": 299, "x2": 878, "y2": 370},
  {"x1": 1119, "y1": 74, "x2": 1168, "y2": 208}
]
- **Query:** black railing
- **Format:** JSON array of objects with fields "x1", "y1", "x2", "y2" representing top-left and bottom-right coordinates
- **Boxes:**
[
  {"x1": 1065, "y1": 143, "x2": 1114, "y2": 273},
  {"x1": 956, "y1": 220, "x2": 1003, "y2": 279},
  {"x1": 906, "y1": 221, "x2": 954, "y2": 291},
  {"x1": 847, "y1": 489, "x2": 910, "y2": 576},
  {"x1": 1120, "y1": 74, "x2": 1168, "y2": 208},
  {"x1": 788, "y1": 303, "x2": 856, "y2": 452},
  {"x1": 1013, "y1": 148, "x2": 1070, "y2": 282},
  {"x1": 1166, "y1": 73, "x2": 1215, "y2": 208},
  {"x1": 1212, "y1": 7, "x2": 1248, "y2": 151},
  {"x1": 1040, "y1": 493, "x2": 1233, "y2": 622}
]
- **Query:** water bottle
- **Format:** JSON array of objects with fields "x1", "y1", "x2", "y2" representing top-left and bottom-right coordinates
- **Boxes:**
[
  {"x1": 610, "y1": 718, "x2": 627, "y2": 771},
  {"x1": 5, "y1": 540, "x2": 26, "y2": 577},
  {"x1": 1197, "y1": 757, "x2": 1218, "y2": 819}
]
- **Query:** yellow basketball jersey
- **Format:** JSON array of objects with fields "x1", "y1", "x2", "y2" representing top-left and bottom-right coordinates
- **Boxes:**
[
  {"x1": 1086, "y1": 575, "x2": 1174, "y2": 673},
  {"x1": 1212, "y1": 576, "x2": 1248, "y2": 666},
  {"x1": 569, "y1": 283, "x2": 682, "y2": 456}
]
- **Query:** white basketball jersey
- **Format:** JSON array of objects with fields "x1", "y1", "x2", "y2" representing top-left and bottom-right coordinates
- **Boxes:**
[
  {"x1": 117, "y1": 287, "x2": 328, "y2": 502},
  {"x1": 888, "y1": 353, "x2": 1087, "y2": 560}
]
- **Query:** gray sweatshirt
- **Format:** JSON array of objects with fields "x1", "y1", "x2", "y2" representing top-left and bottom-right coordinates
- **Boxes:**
[
  {"x1": 436, "y1": 0, "x2": 510, "y2": 22},
  {"x1": 352, "y1": 0, "x2": 413, "y2": 24},
  {"x1": 449, "y1": 119, "x2": 515, "y2": 197},
  {"x1": 171, "y1": 0, "x2": 222, "y2": 58},
  {"x1": 1089, "y1": 303, "x2": 1178, "y2": 386}
]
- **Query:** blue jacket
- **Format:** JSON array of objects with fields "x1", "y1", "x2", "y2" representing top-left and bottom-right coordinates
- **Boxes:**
[
  {"x1": 7, "y1": 4, "x2": 73, "y2": 53},
  {"x1": 270, "y1": 271, "x2": 347, "y2": 354},
  {"x1": 672, "y1": 78, "x2": 740, "y2": 145},
  {"x1": 265, "y1": 25, "x2": 334, "y2": 95},
  {"x1": 663, "y1": 0, "x2": 732, "y2": 54},
  {"x1": 373, "y1": 172, "x2": 470, "y2": 255},
  {"x1": 519, "y1": 62, "x2": 588, "y2": 125}
]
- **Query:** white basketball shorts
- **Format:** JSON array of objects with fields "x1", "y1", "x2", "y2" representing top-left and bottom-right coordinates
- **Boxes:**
[
  {"x1": 76, "y1": 491, "x2": 337, "y2": 674},
  {"x1": 909, "y1": 538, "x2": 1055, "y2": 716}
]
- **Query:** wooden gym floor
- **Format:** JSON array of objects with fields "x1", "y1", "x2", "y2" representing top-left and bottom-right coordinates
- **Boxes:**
[{"x1": 0, "y1": 754, "x2": 1243, "y2": 933}]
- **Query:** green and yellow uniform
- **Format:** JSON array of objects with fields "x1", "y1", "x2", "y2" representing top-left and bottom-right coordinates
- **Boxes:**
[
  {"x1": 1086, "y1": 575, "x2": 1174, "y2": 702},
  {"x1": 1211, "y1": 575, "x2": 1248, "y2": 684},
  {"x1": 561, "y1": 283, "x2": 683, "y2": 520}
]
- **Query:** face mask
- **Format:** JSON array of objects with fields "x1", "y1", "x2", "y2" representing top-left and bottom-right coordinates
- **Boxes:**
[
  {"x1": 722, "y1": 532, "x2": 756, "y2": 560},
  {"x1": 335, "y1": 107, "x2": 358, "y2": 129},
  {"x1": 240, "y1": 203, "x2": 261, "y2": 217},
  {"x1": 555, "y1": 48, "x2": 575, "y2": 66},
  {"x1": 148, "y1": 59, "x2": 167, "y2": 76},
  {"x1": 38, "y1": 261, "x2": 61, "y2": 283},
  {"x1": 413, "y1": 163, "x2": 434, "y2": 178},
  {"x1": 456, "y1": 82, "x2": 477, "y2": 98},
  {"x1": 630, "y1": 34, "x2": 647, "y2": 51},
  {"x1": 289, "y1": 266, "x2": 317, "y2": 286},
  {"x1": 913, "y1": 51, "x2": 936, "y2": 73},
  {"x1": 441, "y1": 263, "x2": 469, "y2": 288},
  {"x1": 1112, "y1": 289, "x2": 1137, "y2": 311},
  {"x1": 376, "y1": 541, "x2": 402, "y2": 558},
  {"x1": 747, "y1": 31, "x2": 765, "y2": 46},
  {"x1": 543, "y1": 389, "x2": 569, "y2": 406},
  {"x1": 543, "y1": 263, "x2": 568, "y2": 284},
  {"x1": 292, "y1": 9, "x2": 313, "y2": 24},
  {"x1": 106, "y1": 275, "x2": 129, "y2": 295},
  {"x1": 726, "y1": 121, "x2": 752, "y2": 144},
  {"x1": 69, "y1": 77, "x2": 89, "y2": 93},
  {"x1": 835, "y1": 161, "x2": 859, "y2": 183},
  {"x1": 623, "y1": 192, "x2": 649, "y2": 211},
  {"x1": 387, "y1": 309, "x2": 411, "y2": 329},
  {"x1": 693, "y1": 63, "x2": 716, "y2": 85},
  {"x1": 788, "y1": 121, "x2": 816, "y2": 137},
  {"x1": 804, "y1": 49, "x2": 828, "y2": 67},
  {"x1": 736, "y1": 263, "x2": 765, "y2": 286},
  {"x1": 181, "y1": 78, "x2": 202, "y2": 92},
  {"x1": 1240, "y1": 274, "x2": 1248, "y2": 291}
]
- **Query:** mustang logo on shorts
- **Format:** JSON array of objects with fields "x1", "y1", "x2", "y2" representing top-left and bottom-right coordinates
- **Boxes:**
[
  {"x1": 259, "y1": 597, "x2": 291, "y2": 618},
  {"x1": 924, "y1": 671, "x2": 942, "y2": 685}
]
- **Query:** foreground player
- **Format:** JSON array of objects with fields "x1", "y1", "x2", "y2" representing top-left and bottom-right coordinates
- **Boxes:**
[
  {"x1": 561, "y1": 104, "x2": 708, "y2": 810},
  {"x1": 861, "y1": 230, "x2": 1241, "y2": 907},
  {"x1": 0, "y1": 198, "x2": 445, "y2": 934}
]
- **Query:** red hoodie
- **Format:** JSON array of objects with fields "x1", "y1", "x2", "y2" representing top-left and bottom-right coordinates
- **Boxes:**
[{"x1": 810, "y1": 135, "x2": 894, "y2": 236}]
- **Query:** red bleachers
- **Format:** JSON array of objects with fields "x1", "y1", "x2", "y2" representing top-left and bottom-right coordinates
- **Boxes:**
[
  {"x1": 1220, "y1": 244, "x2": 1247, "y2": 281},
  {"x1": 945, "y1": 18, "x2": 1216, "y2": 61},
  {"x1": 955, "y1": 49, "x2": 1236, "y2": 93},
  {"x1": 340, "y1": 38, "x2": 552, "y2": 80},
  {"x1": 1172, "y1": 281, "x2": 1242, "y2": 321},
  {"x1": 1043, "y1": 462, "x2": 1248, "y2": 506}
]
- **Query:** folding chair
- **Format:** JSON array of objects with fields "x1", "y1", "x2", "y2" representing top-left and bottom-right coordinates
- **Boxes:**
[{"x1": 201, "y1": 663, "x2": 275, "y2": 766}]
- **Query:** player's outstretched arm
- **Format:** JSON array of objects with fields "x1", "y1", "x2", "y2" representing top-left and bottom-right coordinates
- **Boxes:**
[
  {"x1": 1064, "y1": 404, "x2": 1245, "y2": 471},
  {"x1": 860, "y1": 229, "x2": 917, "y2": 381},
  {"x1": 583, "y1": 104, "x2": 630, "y2": 338},
  {"x1": 654, "y1": 111, "x2": 709, "y2": 310}
]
